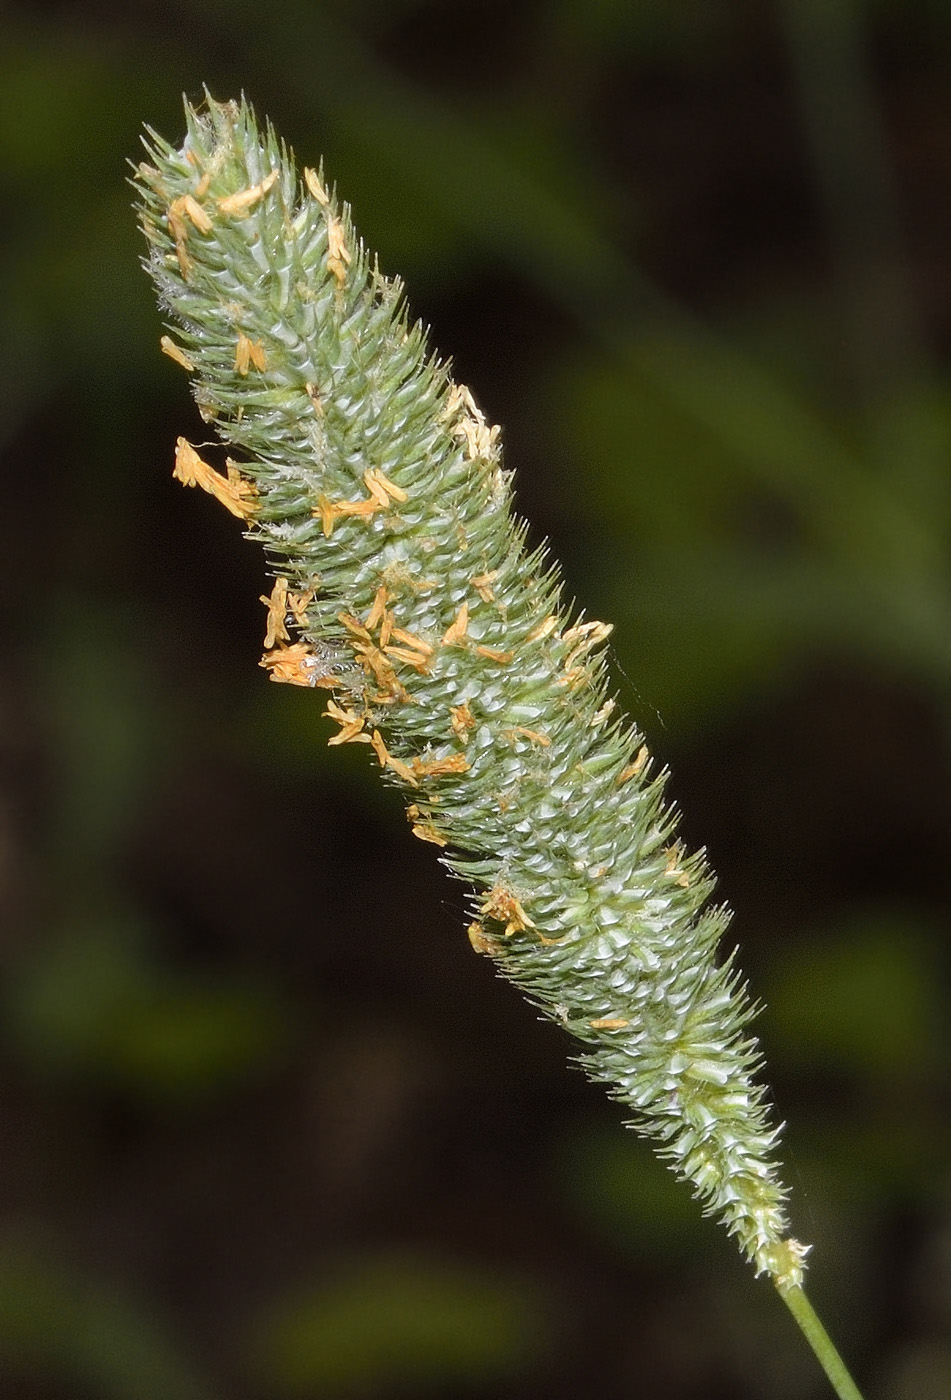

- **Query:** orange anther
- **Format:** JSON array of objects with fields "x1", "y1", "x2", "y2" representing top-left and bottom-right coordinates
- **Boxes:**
[
  {"x1": 442, "y1": 602, "x2": 469, "y2": 646},
  {"x1": 260, "y1": 576, "x2": 290, "y2": 648},
  {"x1": 217, "y1": 169, "x2": 279, "y2": 217},
  {"x1": 160, "y1": 336, "x2": 194, "y2": 371}
]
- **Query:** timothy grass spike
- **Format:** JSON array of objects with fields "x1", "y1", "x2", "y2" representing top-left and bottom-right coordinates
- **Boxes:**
[{"x1": 134, "y1": 93, "x2": 808, "y2": 1290}]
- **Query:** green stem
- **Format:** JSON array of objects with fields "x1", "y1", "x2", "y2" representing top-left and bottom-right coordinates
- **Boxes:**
[{"x1": 778, "y1": 1285, "x2": 865, "y2": 1400}]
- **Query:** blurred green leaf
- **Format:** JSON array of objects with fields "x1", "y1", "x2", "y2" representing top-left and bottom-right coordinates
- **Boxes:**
[
  {"x1": 256, "y1": 1253, "x2": 548, "y2": 1393},
  {"x1": 42, "y1": 602, "x2": 163, "y2": 871},
  {"x1": 0, "y1": 1237, "x2": 212, "y2": 1400},
  {"x1": 0, "y1": 36, "x2": 119, "y2": 180},
  {"x1": 554, "y1": 1125, "x2": 706, "y2": 1262},
  {"x1": 539, "y1": 328, "x2": 951, "y2": 725},
  {"x1": 764, "y1": 914, "x2": 945, "y2": 1081},
  {"x1": 546, "y1": 0, "x2": 735, "y2": 65},
  {"x1": 878, "y1": 1341, "x2": 951, "y2": 1400},
  {"x1": 0, "y1": 29, "x2": 186, "y2": 429},
  {"x1": 6, "y1": 911, "x2": 290, "y2": 1100},
  {"x1": 785, "y1": 1112, "x2": 951, "y2": 1209}
]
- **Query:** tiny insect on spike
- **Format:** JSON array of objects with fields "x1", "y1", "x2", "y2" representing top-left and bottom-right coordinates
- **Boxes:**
[
  {"x1": 442, "y1": 602, "x2": 469, "y2": 646},
  {"x1": 589, "y1": 1017, "x2": 630, "y2": 1030},
  {"x1": 160, "y1": 335, "x2": 195, "y2": 371},
  {"x1": 535, "y1": 927, "x2": 567, "y2": 947}
]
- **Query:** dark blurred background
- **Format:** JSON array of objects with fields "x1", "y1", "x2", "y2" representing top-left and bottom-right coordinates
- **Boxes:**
[{"x1": 1, "y1": 1, "x2": 950, "y2": 1397}]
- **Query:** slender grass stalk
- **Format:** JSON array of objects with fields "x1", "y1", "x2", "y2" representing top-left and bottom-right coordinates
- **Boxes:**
[
  {"x1": 133, "y1": 93, "x2": 865, "y2": 1398},
  {"x1": 781, "y1": 1287, "x2": 865, "y2": 1400}
]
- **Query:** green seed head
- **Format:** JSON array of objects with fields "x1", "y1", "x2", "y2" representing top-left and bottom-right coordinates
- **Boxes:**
[{"x1": 134, "y1": 93, "x2": 807, "y2": 1287}]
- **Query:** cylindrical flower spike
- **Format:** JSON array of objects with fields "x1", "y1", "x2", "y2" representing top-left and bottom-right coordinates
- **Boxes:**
[{"x1": 134, "y1": 95, "x2": 808, "y2": 1288}]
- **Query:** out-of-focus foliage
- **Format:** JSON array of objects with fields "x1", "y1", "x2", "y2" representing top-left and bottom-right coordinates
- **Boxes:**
[
  {"x1": 255, "y1": 1253, "x2": 547, "y2": 1392},
  {"x1": 0, "y1": 1, "x2": 948, "y2": 1397},
  {"x1": 0, "y1": 1236, "x2": 212, "y2": 1400}
]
